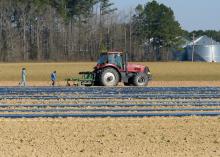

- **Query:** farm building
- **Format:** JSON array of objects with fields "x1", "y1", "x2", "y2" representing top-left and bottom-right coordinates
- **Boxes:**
[{"x1": 186, "y1": 35, "x2": 220, "y2": 62}]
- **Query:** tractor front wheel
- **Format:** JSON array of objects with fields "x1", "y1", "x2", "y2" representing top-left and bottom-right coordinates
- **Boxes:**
[
  {"x1": 100, "y1": 68, "x2": 119, "y2": 86},
  {"x1": 133, "y1": 73, "x2": 148, "y2": 86}
]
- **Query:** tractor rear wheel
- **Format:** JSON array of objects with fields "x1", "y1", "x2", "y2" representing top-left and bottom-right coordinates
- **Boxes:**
[
  {"x1": 100, "y1": 68, "x2": 119, "y2": 86},
  {"x1": 133, "y1": 73, "x2": 148, "y2": 86}
]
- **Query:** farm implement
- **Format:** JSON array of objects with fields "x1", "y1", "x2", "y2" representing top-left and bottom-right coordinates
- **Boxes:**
[
  {"x1": 65, "y1": 51, "x2": 152, "y2": 87},
  {"x1": 65, "y1": 72, "x2": 95, "y2": 86}
]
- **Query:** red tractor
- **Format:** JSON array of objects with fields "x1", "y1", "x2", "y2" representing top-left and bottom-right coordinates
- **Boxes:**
[{"x1": 93, "y1": 51, "x2": 152, "y2": 86}]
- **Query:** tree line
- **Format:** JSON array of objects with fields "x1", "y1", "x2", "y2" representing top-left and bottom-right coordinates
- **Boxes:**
[
  {"x1": 0, "y1": 0, "x2": 219, "y2": 62},
  {"x1": 187, "y1": 30, "x2": 220, "y2": 42}
]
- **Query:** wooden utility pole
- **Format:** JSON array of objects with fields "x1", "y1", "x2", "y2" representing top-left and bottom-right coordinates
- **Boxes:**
[
  {"x1": 211, "y1": 37, "x2": 214, "y2": 62},
  {"x1": 23, "y1": 15, "x2": 26, "y2": 61},
  {"x1": 129, "y1": 8, "x2": 132, "y2": 57},
  {"x1": 124, "y1": 27, "x2": 127, "y2": 52},
  {"x1": 192, "y1": 33, "x2": 195, "y2": 62}
]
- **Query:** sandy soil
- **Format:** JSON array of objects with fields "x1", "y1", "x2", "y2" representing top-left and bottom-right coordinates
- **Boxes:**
[
  {"x1": 0, "y1": 117, "x2": 219, "y2": 157},
  {"x1": 0, "y1": 82, "x2": 220, "y2": 157},
  {"x1": 1, "y1": 81, "x2": 220, "y2": 87}
]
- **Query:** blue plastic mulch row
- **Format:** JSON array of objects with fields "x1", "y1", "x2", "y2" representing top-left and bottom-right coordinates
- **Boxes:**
[
  {"x1": 0, "y1": 108, "x2": 220, "y2": 113},
  {"x1": 0, "y1": 87, "x2": 220, "y2": 118},
  {"x1": 0, "y1": 103, "x2": 220, "y2": 108},
  {"x1": 0, "y1": 87, "x2": 220, "y2": 99},
  {"x1": 0, "y1": 112, "x2": 220, "y2": 118},
  {"x1": 0, "y1": 87, "x2": 220, "y2": 94},
  {"x1": 1, "y1": 94, "x2": 220, "y2": 99}
]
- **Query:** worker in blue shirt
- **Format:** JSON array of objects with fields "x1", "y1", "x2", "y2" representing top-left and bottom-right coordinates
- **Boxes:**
[
  {"x1": 51, "y1": 71, "x2": 57, "y2": 86},
  {"x1": 20, "y1": 68, "x2": 27, "y2": 86}
]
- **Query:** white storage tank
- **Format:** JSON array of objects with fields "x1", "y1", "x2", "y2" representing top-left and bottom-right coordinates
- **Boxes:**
[{"x1": 186, "y1": 35, "x2": 220, "y2": 62}]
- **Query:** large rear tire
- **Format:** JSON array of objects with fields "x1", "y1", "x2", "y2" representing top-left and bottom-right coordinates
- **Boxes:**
[
  {"x1": 100, "y1": 68, "x2": 119, "y2": 86},
  {"x1": 133, "y1": 73, "x2": 148, "y2": 86}
]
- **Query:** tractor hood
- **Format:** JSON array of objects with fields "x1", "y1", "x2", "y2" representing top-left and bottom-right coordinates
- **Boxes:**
[{"x1": 127, "y1": 63, "x2": 148, "y2": 73}]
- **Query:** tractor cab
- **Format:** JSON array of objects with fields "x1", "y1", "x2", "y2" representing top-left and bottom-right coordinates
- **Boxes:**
[{"x1": 97, "y1": 52, "x2": 124, "y2": 70}]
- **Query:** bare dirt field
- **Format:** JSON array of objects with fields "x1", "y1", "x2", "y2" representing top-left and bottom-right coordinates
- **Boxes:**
[
  {"x1": 1, "y1": 81, "x2": 220, "y2": 87},
  {"x1": 0, "y1": 117, "x2": 219, "y2": 157}
]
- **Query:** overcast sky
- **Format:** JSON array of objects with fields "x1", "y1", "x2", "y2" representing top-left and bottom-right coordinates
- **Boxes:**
[{"x1": 111, "y1": 0, "x2": 220, "y2": 31}]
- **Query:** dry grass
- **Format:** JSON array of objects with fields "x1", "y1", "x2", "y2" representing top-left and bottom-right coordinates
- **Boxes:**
[
  {"x1": 0, "y1": 62, "x2": 220, "y2": 81},
  {"x1": 0, "y1": 62, "x2": 94, "y2": 82},
  {"x1": 143, "y1": 62, "x2": 220, "y2": 81}
]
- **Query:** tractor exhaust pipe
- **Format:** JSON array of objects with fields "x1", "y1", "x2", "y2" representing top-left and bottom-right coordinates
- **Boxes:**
[{"x1": 124, "y1": 52, "x2": 128, "y2": 74}]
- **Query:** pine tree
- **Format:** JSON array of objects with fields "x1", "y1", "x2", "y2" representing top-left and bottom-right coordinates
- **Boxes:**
[
  {"x1": 133, "y1": 0, "x2": 183, "y2": 60},
  {"x1": 99, "y1": 0, "x2": 117, "y2": 51}
]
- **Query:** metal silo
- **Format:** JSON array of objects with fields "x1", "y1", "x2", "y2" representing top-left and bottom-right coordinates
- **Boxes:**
[
  {"x1": 186, "y1": 35, "x2": 220, "y2": 62},
  {"x1": 213, "y1": 45, "x2": 220, "y2": 62}
]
